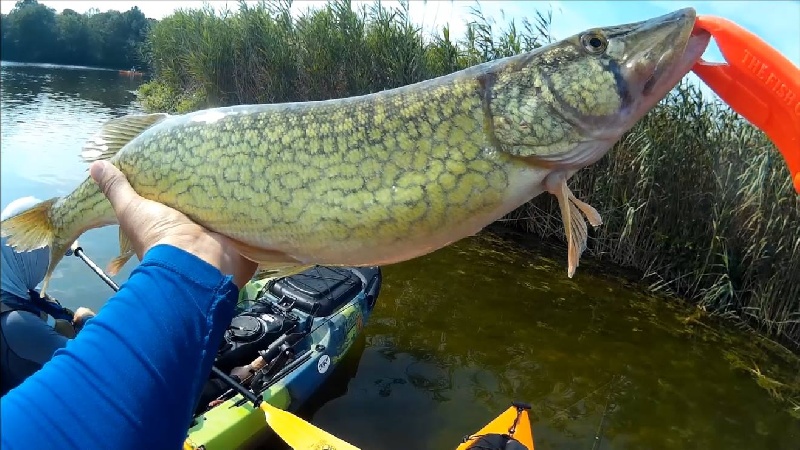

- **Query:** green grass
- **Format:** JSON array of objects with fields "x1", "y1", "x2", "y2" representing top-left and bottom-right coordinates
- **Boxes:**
[{"x1": 137, "y1": 0, "x2": 799, "y2": 350}]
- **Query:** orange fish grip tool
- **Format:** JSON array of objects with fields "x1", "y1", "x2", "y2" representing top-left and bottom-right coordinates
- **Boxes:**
[{"x1": 691, "y1": 15, "x2": 800, "y2": 194}]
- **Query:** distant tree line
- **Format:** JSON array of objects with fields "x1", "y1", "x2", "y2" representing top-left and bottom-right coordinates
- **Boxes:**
[{"x1": 0, "y1": 0, "x2": 154, "y2": 70}]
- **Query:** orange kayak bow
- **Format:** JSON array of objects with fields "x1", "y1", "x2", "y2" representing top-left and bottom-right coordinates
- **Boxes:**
[
  {"x1": 456, "y1": 402, "x2": 535, "y2": 450},
  {"x1": 691, "y1": 15, "x2": 800, "y2": 194}
]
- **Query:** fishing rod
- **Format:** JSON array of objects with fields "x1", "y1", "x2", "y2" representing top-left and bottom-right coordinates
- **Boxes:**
[
  {"x1": 591, "y1": 374, "x2": 617, "y2": 450},
  {"x1": 66, "y1": 244, "x2": 120, "y2": 291},
  {"x1": 68, "y1": 244, "x2": 263, "y2": 407}
]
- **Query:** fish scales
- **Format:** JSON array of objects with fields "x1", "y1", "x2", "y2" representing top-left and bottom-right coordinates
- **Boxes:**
[
  {"x1": 0, "y1": 8, "x2": 711, "y2": 294},
  {"x1": 65, "y1": 72, "x2": 515, "y2": 266}
]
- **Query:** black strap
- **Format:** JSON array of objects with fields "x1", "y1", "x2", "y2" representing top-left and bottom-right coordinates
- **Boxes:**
[{"x1": 27, "y1": 290, "x2": 73, "y2": 322}]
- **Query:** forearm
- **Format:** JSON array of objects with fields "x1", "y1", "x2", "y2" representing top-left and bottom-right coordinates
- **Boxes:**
[{"x1": 0, "y1": 244, "x2": 239, "y2": 450}]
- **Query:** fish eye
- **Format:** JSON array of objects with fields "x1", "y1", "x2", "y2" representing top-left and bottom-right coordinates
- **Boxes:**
[{"x1": 580, "y1": 32, "x2": 608, "y2": 54}]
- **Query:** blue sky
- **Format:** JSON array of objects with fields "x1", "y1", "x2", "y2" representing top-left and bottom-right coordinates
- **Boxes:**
[{"x1": 2, "y1": 0, "x2": 798, "y2": 92}]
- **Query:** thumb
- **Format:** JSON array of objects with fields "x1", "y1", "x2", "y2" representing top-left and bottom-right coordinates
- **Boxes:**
[{"x1": 89, "y1": 160, "x2": 140, "y2": 217}]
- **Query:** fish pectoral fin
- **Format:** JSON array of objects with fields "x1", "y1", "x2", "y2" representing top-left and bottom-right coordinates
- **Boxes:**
[
  {"x1": 81, "y1": 113, "x2": 170, "y2": 162},
  {"x1": 547, "y1": 175, "x2": 590, "y2": 278},
  {"x1": 106, "y1": 228, "x2": 136, "y2": 275},
  {"x1": 566, "y1": 198, "x2": 588, "y2": 278},
  {"x1": 568, "y1": 193, "x2": 603, "y2": 228}
]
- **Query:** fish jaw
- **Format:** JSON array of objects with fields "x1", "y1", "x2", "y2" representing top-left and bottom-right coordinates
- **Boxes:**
[{"x1": 611, "y1": 8, "x2": 711, "y2": 133}]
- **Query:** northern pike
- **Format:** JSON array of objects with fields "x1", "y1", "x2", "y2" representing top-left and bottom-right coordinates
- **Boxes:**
[{"x1": 1, "y1": 8, "x2": 710, "y2": 295}]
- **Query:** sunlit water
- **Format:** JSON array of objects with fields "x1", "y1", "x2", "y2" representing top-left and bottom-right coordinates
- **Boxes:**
[{"x1": 1, "y1": 62, "x2": 797, "y2": 450}]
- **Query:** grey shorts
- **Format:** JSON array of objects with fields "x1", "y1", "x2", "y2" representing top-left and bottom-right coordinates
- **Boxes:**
[{"x1": 0, "y1": 309, "x2": 69, "y2": 396}]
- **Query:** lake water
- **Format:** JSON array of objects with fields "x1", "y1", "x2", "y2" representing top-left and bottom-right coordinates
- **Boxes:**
[{"x1": 1, "y1": 61, "x2": 798, "y2": 450}]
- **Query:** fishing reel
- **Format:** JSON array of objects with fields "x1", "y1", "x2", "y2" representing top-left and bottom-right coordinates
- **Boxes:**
[{"x1": 215, "y1": 306, "x2": 297, "y2": 373}]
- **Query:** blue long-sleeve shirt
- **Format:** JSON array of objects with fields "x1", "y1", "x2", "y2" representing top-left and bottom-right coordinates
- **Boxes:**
[{"x1": 1, "y1": 244, "x2": 239, "y2": 450}]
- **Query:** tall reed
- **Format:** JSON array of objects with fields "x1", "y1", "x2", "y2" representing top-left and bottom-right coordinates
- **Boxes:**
[{"x1": 138, "y1": 0, "x2": 799, "y2": 349}]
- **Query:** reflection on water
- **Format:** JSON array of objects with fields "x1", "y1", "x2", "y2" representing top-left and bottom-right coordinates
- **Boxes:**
[
  {"x1": 1, "y1": 62, "x2": 798, "y2": 450},
  {"x1": 1, "y1": 61, "x2": 143, "y2": 111},
  {"x1": 1, "y1": 62, "x2": 145, "y2": 191}
]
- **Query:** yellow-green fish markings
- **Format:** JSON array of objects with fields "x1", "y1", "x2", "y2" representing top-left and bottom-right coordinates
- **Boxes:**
[{"x1": 1, "y1": 8, "x2": 710, "y2": 295}]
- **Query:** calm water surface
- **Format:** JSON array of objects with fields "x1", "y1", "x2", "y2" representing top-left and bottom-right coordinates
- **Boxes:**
[{"x1": 1, "y1": 62, "x2": 798, "y2": 450}]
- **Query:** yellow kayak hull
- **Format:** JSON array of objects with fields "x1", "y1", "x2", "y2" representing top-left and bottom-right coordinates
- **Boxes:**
[
  {"x1": 455, "y1": 401, "x2": 535, "y2": 450},
  {"x1": 185, "y1": 400, "x2": 536, "y2": 449}
]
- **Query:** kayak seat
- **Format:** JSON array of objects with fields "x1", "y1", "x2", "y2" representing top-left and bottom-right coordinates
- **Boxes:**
[
  {"x1": 465, "y1": 434, "x2": 530, "y2": 450},
  {"x1": 269, "y1": 266, "x2": 363, "y2": 317}
]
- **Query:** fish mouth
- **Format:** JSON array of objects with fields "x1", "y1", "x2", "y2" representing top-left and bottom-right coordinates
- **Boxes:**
[{"x1": 620, "y1": 8, "x2": 711, "y2": 121}]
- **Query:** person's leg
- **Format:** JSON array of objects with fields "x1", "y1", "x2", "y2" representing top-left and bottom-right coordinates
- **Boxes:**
[
  {"x1": 0, "y1": 310, "x2": 69, "y2": 394},
  {"x1": 53, "y1": 319, "x2": 77, "y2": 338}
]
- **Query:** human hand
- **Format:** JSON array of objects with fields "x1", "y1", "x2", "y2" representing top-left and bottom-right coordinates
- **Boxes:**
[
  {"x1": 72, "y1": 306, "x2": 95, "y2": 333},
  {"x1": 89, "y1": 160, "x2": 258, "y2": 289},
  {"x1": 73, "y1": 307, "x2": 95, "y2": 324}
]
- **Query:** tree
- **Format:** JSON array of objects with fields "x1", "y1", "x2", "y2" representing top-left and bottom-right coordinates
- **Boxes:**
[
  {"x1": 0, "y1": 2, "x2": 155, "y2": 69},
  {"x1": 3, "y1": 0, "x2": 59, "y2": 62}
]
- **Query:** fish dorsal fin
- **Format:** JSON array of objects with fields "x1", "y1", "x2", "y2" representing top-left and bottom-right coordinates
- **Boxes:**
[{"x1": 81, "y1": 113, "x2": 170, "y2": 162}]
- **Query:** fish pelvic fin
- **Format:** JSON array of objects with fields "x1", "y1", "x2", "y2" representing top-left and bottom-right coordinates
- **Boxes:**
[
  {"x1": 0, "y1": 198, "x2": 70, "y2": 296},
  {"x1": 40, "y1": 239, "x2": 73, "y2": 297},
  {"x1": 107, "y1": 227, "x2": 135, "y2": 275},
  {"x1": 545, "y1": 174, "x2": 602, "y2": 278},
  {"x1": 226, "y1": 237, "x2": 310, "y2": 283},
  {"x1": 81, "y1": 113, "x2": 170, "y2": 163}
]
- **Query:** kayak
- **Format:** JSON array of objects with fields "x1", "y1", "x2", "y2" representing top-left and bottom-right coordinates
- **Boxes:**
[
  {"x1": 183, "y1": 265, "x2": 382, "y2": 450},
  {"x1": 456, "y1": 402, "x2": 535, "y2": 450}
]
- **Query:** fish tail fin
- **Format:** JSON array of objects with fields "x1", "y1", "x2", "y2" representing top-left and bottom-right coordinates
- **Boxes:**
[
  {"x1": 1, "y1": 197, "x2": 58, "y2": 250},
  {"x1": 0, "y1": 198, "x2": 68, "y2": 295},
  {"x1": 106, "y1": 228, "x2": 135, "y2": 275}
]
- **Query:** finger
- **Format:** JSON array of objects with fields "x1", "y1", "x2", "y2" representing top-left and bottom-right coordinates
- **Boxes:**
[{"x1": 89, "y1": 161, "x2": 140, "y2": 217}]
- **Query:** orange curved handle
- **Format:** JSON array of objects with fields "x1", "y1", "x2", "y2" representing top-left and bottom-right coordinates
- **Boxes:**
[{"x1": 692, "y1": 15, "x2": 800, "y2": 194}]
